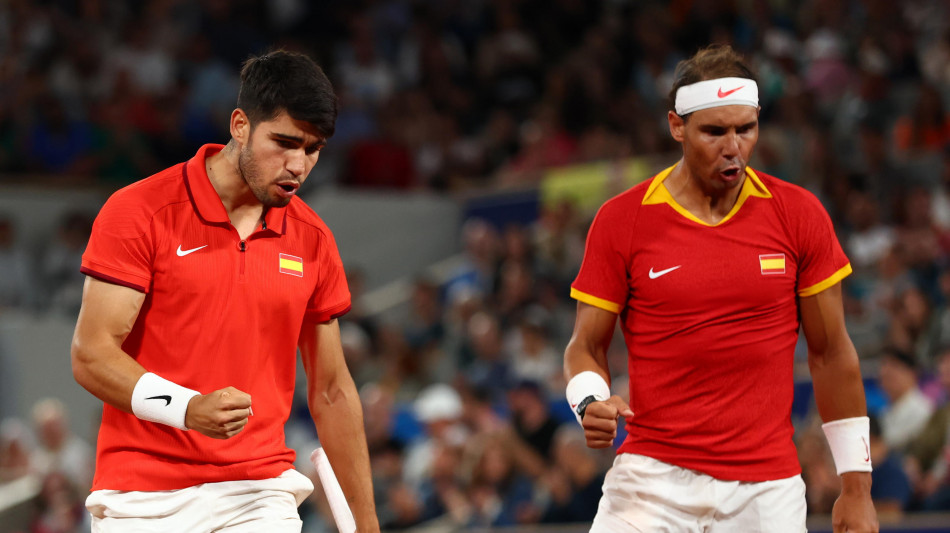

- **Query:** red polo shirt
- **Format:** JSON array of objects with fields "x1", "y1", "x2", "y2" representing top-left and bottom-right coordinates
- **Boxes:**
[
  {"x1": 571, "y1": 166, "x2": 850, "y2": 481},
  {"x1": 81, "y1": 144, "x2": 350, "y2": 491}
]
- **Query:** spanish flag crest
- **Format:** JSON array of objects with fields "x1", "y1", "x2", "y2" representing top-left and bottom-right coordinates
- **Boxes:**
[
  {"x1": 279, "y1": 253, "x2": 304, "y2": 277},
  {"x1": 759, "y1": 253, "x2": 786, "y2": 275}
]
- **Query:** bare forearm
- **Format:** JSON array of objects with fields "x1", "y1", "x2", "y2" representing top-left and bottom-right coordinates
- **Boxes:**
[
  {"x1": 71, "y1": 338, "x2": 146, "y2": 413},
  {"x1": 563, "y1": 337, "x2": 610, "y2": 381},
  {"x1": 809, "y1": 344, "x2": 867, "y2": 421},
  {"x1": 311, "y1": 376, "x2": 379, "y2": 531}
]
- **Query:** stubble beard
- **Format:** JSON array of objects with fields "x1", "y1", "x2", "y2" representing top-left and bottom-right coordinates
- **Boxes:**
[{"x1": 238, "y1": 143, "x2": 291, "y2": 208}]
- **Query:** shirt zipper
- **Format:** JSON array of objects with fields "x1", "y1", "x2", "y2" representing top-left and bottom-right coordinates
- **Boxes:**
[{"x1": 239, "y1": 240, "x2": 247, "y2": 281}]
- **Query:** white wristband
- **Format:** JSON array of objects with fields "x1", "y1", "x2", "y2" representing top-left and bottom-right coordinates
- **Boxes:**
[
  {"x1": 131, "y1": 372, "x2": 201, "y2": 431},
  {"x1": 821, "y1": 416, "x2": 873, "y2": 475},
  {"x1": 566, "y1": 371, "x2": 611, "y2": 425}
]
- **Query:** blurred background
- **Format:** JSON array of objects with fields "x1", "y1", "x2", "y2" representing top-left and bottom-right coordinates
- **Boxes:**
[{"x1": 1, "y1": 0, "x2": 950, "y2": 532}]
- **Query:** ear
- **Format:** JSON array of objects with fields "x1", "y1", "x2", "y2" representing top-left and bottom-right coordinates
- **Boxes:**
[
  {"x1": 668, "y1": 110, "x2": 685, "y2": 143},
  {"x1": 230, "y1": 109, "x2": 251, "y2": 146}
]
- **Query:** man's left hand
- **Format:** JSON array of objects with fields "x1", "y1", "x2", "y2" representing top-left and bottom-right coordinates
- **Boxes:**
[{"x1": 831, "y1": 472, "x2": 878, "y2": 533}]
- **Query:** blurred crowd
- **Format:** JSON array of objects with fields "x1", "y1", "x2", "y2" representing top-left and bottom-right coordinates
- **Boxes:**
[{"x1": 3, "y1": 0, "x2": 950, "y2": 531}]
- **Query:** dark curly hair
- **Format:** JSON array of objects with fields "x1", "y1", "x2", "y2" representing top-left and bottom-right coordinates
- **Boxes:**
[{"x1": 237, "y1": 49, "x2": 338, "y2": 138}]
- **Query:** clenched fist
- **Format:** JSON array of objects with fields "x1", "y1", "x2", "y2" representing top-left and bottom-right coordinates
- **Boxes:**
[
  {"x1": 185, "y1": 387, "x2": 252, "y2": 439},
  {"x1": 582, "y1": 395, "x2": 634, "y2": 449}
]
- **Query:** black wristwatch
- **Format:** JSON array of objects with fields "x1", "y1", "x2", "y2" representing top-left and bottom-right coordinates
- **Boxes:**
[{"x1": 575, "y1": 395, "x2": 598, "y2": 420}]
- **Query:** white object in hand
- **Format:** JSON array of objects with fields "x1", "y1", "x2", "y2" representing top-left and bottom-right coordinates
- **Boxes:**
[{"x1": 310, "y1": 447, "x2": 357, "y2": 533}]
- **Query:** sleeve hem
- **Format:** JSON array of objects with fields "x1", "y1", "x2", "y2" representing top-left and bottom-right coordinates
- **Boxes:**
[
  {"x1": 570, "y1": 287, "x2": 621, "y2": 314},
  {"x1": 80, "y1": 265, "x2": 149, "y2": 293},
  {"x1": 304, "y1": 302, "x2": 351, "y2": 323},
  {"x1": 798, "y1": 263, "x2": 852, "y2": 297}
]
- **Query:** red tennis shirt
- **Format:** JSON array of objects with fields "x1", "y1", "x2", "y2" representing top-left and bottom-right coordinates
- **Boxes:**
[
  {"x1": 81, "y1": 144, "x2": 351, "y2": 491},
  {"x1": 571, "y1": 165, "x2": 851, "y2": 482}
]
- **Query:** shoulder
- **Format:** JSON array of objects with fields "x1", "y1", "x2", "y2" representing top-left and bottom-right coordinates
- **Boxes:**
[
  {"x1": 285, "y1": 197, "x2": 338, "y2": 243},
  {"x1": 94, "y1": 164, "x2": 188, "y2": 238},
  {"x1": 752, "y1": 169, "x2": 829, "y2": 219},
  {"x1": 595, "y1": 178, "x2": 652, "y2": 222}
]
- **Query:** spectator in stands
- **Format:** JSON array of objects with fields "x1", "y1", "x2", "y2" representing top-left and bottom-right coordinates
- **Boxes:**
[
  {"x1": 24, "y1": 92, "x2": 97, "y2": 176},
  {"x1": 29, "y1": 398, "x2": 93, "y2": 493},
  {"x1": 844, "y1": 189, "x2": 896, "y2": 274},
  {"x1": 539, "y1": 425, "x2": 608, "y2": 524},
  {"x1": 907, "y1": 347, "x2": 950, "y2": 509},
  {"x1": 402, "y1": 276, "x2": 445, "y2": 354},
  {"x1": 868, "y1": 414, "x2": 913, "y2": 521},
  {"x1": 507, "y1": 379, "x2": 562, "y2": 459},
  {"x1": 879, "y1": 348, "x2": 935, "y2": 451},
  {"x1": 465, "y1": 434, "x2": 537, "y2": 528},
  {"x1": 507, "y1": 310, "x2": 561, "y2": 395},
  {"x1": 458, "y1": 311, "x2": 511, "y2": 397},
  {"x1": 0, "y1": 417, "x2": 33, "y2": 483},
  {"x1": 402, "y1": 383, "x2": 467, "y2": 493},
  {"x1": 40, "y1": 212, "x2": 93, "y2": 315},
  {"x1": 446, "y1": 217, "x2": 501, "y2": 300},
  {"x1": 29, "y1": 470, "x2": 88, "y2": 533},
  {"x1": 0, "y1": 215, "x2": 36, "y2": 310},
  {"x1": 893, "y1": 83, "x2": 950, "y2": 157}
]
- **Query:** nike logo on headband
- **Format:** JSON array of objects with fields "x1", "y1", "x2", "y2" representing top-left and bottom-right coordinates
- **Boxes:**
[{"x1": 717, "y1": 86, "x2": 745, "y2": 98}]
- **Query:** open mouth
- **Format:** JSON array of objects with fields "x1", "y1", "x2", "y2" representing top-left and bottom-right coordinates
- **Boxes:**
[
  {"x1": 719, "y1": 167, "x2": 742, "y2": 181},
  {"x1": 275, "y1": 181, "x2": 300, "y2": 198}
]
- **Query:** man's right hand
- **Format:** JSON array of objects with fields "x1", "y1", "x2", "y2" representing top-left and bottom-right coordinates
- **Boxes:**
[
  {"x1": 581, "y1": 395, "x2": 633, "y2": 448},
  {"x1": 185, "y1": 387, "x2": 252, "y2": 439}
]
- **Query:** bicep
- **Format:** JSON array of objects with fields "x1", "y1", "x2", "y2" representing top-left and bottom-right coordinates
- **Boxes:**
[
  {"x1": 572, "y1": 301, "x2": 618, "y2": 346},
  {"x1": 564, "y1": 301, "x2": 618, "y2": 375},
  {"x1": 799, "y1": 282, "x2": 851, "y2": 359},
  {"x1": 73, "y1": 276, "x2": 146, "y2": 351},
  {"x1": 298, "y1": 319, "x2": 346, "y2": 387}
]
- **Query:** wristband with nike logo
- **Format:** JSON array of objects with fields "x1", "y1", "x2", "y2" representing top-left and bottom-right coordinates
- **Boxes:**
[
  {"x1": 821, "y1": 416, "x2": 873, "y2": 475},
  {"x1": 131, "y1": 372, "x2": 200, "y2": 431}
]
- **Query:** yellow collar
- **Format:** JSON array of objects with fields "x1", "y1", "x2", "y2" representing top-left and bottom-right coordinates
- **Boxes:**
[{"x1": 642, "y1": 165, "x2": 772, "y2": 226}]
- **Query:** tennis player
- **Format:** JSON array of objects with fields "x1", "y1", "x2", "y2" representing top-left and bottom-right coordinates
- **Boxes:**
[
  {"x1": 564, "y1": 45, "x2": 878, "y2": 532},
  {"x1": 72, "y1": 50, "x2": 379, "y2": 532}
]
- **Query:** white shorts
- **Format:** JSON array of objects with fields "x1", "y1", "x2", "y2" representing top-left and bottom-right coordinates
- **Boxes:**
[
  {"x1": 86, "y1": 469, "x2": 314, "y2": 533},
  {"x1": 591, "y1": 454, "x2": 806, "y2": 533}
]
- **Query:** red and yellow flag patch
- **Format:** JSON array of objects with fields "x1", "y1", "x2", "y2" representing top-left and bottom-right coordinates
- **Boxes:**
[
  {"x1": 279, "y1": 253, "x2": 303, "y2": 277},
  {"x1": 759, "y1": 253, "x2": 786, "y2": 275}
]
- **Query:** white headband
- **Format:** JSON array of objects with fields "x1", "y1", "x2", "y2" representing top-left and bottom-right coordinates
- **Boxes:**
[{"x1": 674, "y1": 77, "x2": 758, "y2": 116}]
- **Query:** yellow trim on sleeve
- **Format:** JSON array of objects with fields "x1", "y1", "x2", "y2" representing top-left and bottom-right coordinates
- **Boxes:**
[
  {"x1": 570, "y1": 288, "x2": 622, "y2": 314},
  {"x1": 798, "y1": 263, "x2": 852, "y2": 297}
]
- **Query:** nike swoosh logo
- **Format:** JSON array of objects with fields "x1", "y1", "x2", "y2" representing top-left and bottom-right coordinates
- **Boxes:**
[
  {"x1": 146, "y1": 395, "x2": 172, "y2": 406},
  {"x1": 648, "y1": 266, "x2": 681, "y2": 279},
  {"x1": 176, "y1": 245, "x2": 208, "y2": 257},
  {"x1": 862, "y1": 437, "x2": 870, "y2": 462},
  {"x1": 717, "y1": 86, "x2": 744, "y2": 98}
]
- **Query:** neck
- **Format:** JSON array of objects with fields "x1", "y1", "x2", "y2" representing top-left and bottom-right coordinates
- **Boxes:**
[
  {"x1": 206, "y1": 142, "x2": 265, "y2": 239},
  {"x1": 666, "y1": 160, "x2": 744, "y2": 224},
  {"x1": 206, "y1": 142, "x2": 263, "y2": 216}
]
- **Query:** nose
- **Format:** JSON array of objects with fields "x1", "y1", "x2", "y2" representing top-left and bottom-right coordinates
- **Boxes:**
[
  {"x1": 286, "y1": 150, "x2": 306, "y2": 178},
  {"x1": 722, "y1": 131, "x2": 740, "y2": 158}
]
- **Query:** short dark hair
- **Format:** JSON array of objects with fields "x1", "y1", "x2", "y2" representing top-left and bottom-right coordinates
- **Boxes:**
[
  {"x1": 237, "y1": 49, "x2": 338, "y2": 138},
  {"x1": 668, "y1": 45, "x2": 757, "y2": 116}
]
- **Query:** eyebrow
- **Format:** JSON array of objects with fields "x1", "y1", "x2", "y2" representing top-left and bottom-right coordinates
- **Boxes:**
[
  {"x1": 699, "y1": 120, "x2": 758, "y2": 131},
  {"x1": 271, "y1": 132, "x2": 327, "y2": 149}
]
